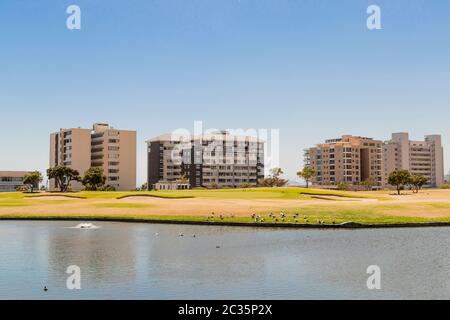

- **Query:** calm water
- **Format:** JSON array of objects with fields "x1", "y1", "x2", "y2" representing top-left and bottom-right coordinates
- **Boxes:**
[{"x1": 1, "y1": 221, "x2": 450, "y2": 299}]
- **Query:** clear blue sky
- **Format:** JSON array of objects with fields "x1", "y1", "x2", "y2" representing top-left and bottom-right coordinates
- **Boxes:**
[{"x1": 1, "y1": 0, "x2": 449, "y2": 185}]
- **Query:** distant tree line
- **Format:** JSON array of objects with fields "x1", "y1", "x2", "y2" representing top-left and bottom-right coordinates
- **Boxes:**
[
  {"x1": 38, "y1": 165, "x2": 115, "y2": 192},
  {"x1": 19, "y1": 164, "x2": 429, "y2": 194},
  {"x1": 294, "y1": 166, "x2": 428, "y2": 194}
]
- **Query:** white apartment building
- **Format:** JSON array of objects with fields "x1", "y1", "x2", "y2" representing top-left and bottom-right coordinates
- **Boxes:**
[{"x1": 147, "y1": 131, "x2": 265, "y2": 189}]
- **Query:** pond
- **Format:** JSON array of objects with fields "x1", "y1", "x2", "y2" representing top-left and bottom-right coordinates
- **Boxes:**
[{"x1": 0, "y1": 221, "x2": 449, "y2": 299}]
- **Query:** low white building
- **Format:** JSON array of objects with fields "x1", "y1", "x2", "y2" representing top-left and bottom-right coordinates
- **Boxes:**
[
  {"x1": 0, "y1": 171, "x2": 32, "y2": 192},
  {"x1": 154, "y1": 181, "x2": 190, "y2": 191}
]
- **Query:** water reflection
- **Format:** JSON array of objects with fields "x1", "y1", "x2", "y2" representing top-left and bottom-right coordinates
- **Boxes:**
[
  {"x1": 1, "y1": 221, "x2": 450, "y2": 299},
  {"x1": 47, "y1": 222, "x2": 137, "y2": 288}
]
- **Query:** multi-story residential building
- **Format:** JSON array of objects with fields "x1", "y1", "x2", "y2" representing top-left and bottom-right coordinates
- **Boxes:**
[
  {"x1": 49, "y1": 123, "x2": 136, "y2": 191},
  {"x1": 383, "y1": 133, "x2": 444, "y2": 187},
  {"x1": 305, "y1": 135, "x2": 383, "y2": 188},
  {"x1": 0, "y1": 171, "x2": 37, "y2": 192},
  {"x1": 147, "y1": 131, "x2": 265, "y2": 189}
]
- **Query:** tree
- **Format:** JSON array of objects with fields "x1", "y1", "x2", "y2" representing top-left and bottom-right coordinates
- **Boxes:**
[
  {"x1": 140, "y1": 182, "x2": 148, "y2": 191},
  {"x1": 270, "y1": 167, "x2": 288, "y2": 187},
  {"x1": 23, "y1": 171, "x2": 43, "y2": 193},
  {"x1": 297, "y1": 167, "x2": 315, "y2": 188},
  {"x1": 409, "y1": 175, "x2": 428, "y2": 193},
  {"x1": 360, "y1": 177, "x2": 376, "y2": 191},
  {"x1": 388, "y1": 169, "x2": 411, "y2": 195},
  {"x1": 47, "y1": 165, "x2": 80, "y2": 192},
  {"x1": 270, "y1": 167, "x2": 283, "y2": 179},
  {"x1": 261, "y1": 168, "x2": 287, "y2": 187},
  {"x1": 81, "y1": 167, "x2": 106, "y2": 191}
]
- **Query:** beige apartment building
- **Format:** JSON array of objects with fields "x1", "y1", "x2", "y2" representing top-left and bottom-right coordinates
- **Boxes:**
[
  {"x1": 383, "y1": 133, "x2": 444, "y2": 187},
  {"x1": 306, "y1": 132, "x2": 445, "y2": 189},
  {"x1": 147, "y1": 131, "x2": 265, "y2": 189},
  {"x1": 305, "y1": 135, "x2": 383, "y2": 188},
  {"x1": 50, "y1": 123, "x2": 136, "y2": 191}
]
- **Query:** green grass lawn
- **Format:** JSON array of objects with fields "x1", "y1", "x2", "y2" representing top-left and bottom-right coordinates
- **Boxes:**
[
  {"x1": 0, "y1": 188, "x2": 449, "y2": 226},
  {"x1": 1, "y1": 187, "x2": 383, "y2": 201},
  {"x1": 2, "y1": 207, "x2": 450, "y2": 225}
]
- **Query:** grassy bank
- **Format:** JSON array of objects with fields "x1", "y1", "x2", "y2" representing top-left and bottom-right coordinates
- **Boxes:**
[{"x1": 1, "y1": 187, "x2": 450, "y2": 226}]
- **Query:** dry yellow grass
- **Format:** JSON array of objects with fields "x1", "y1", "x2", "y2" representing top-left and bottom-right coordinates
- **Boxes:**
[{"x1": 1, "y1": 187, "x2": 450, "y2": 224}]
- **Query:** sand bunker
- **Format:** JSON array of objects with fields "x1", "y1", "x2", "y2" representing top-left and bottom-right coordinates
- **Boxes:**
[
  {"x1": 25, "y1": 195, "x2": 83, "y2": 200},
  {"x1": 311, "y1": 195, "x2": 378, "y2": 202}
]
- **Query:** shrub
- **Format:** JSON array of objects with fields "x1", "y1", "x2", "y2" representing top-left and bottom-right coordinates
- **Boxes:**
[
  {"x1": 16, "y1": 186, "x2": 29, "y2": 192},
  {"x1": 336, "y1": 183, "x2": 351, "y2": 191},
  {"x1": 98, "y1": 185, "x2": 116, "y2": 191}
]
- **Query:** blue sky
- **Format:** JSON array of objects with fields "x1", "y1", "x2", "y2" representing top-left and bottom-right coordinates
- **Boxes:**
[{"x1": 1, "y1": 0, "x2": 449, "y2": 185}]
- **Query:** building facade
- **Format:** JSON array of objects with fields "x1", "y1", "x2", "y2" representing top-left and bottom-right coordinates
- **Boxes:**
[
  {"x1": 49, "y1": 123, "x2": 136, "y2": 191},
  {"x1": 383, "y1": 133, "x2": 444, "y2": 187},
  {"x1": 306, "y1": 132, "x2": 445, "y2": 189},
  {"x1": 154, "y1": 181, "x2": 190, "y2": 191},
  {"x1": 147, "y1": 131, "x2": 265, "y2": 189},
  {"x1": 305, "y1": 135, "x2": 383, "y2": 188},
  {"x1": 0, "y1": 171, "x2": 36, "y2": 192}
]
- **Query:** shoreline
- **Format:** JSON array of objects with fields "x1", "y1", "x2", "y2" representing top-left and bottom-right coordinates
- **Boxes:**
[{"x1": 2, "y1": 216, "x2": 450, "y2": 229}]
